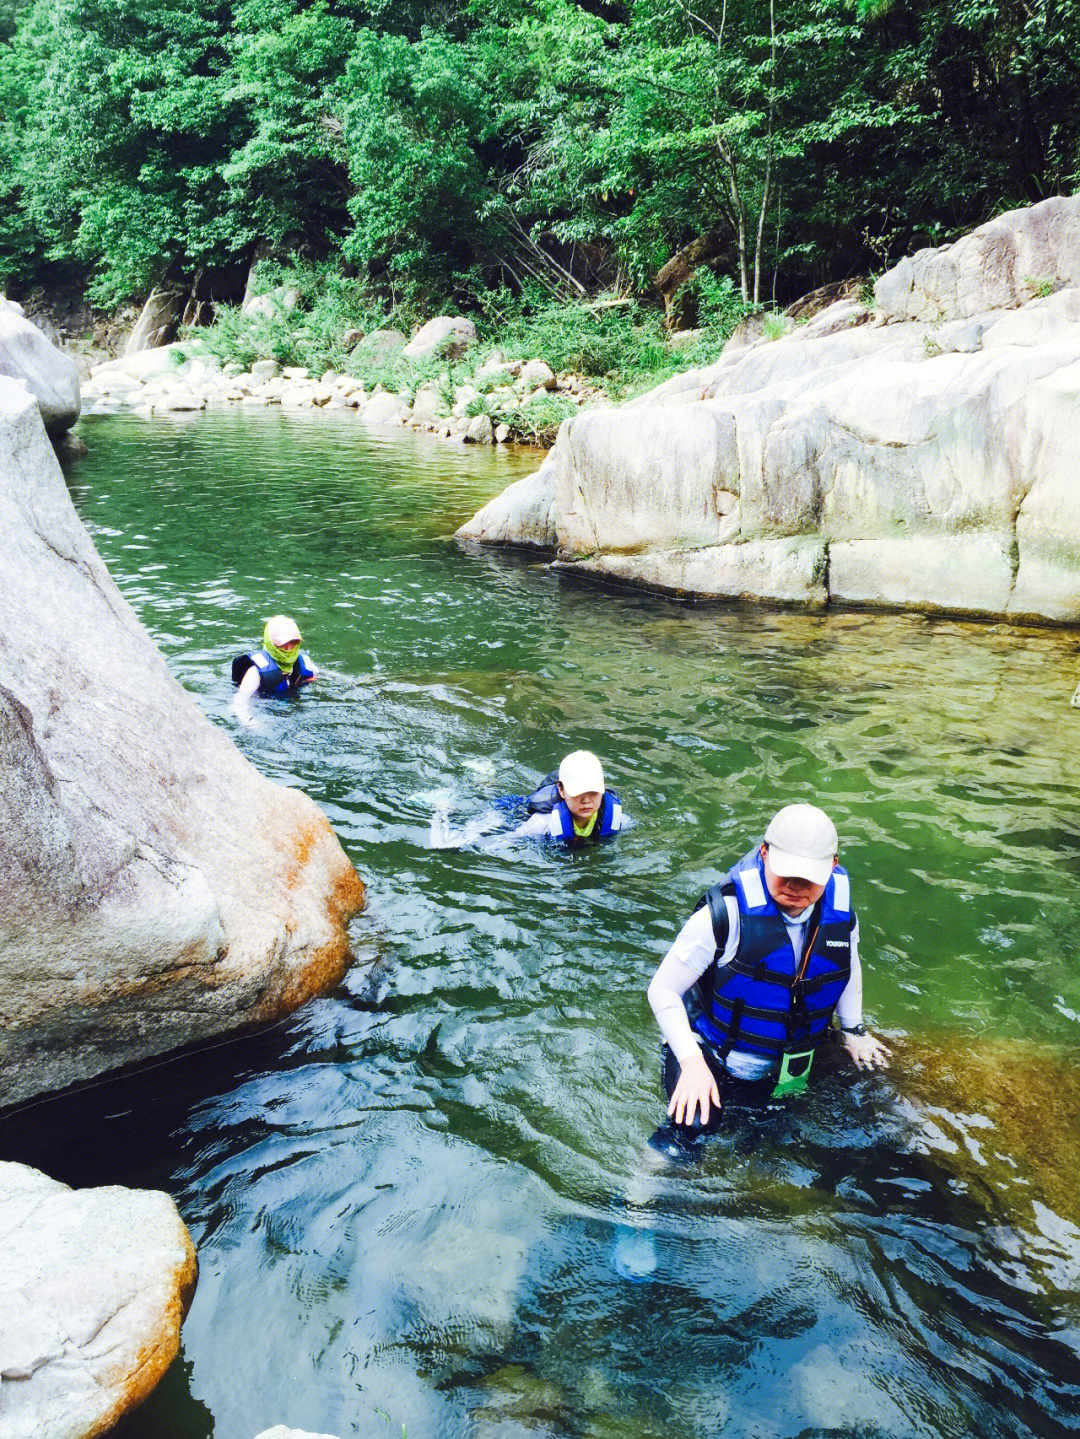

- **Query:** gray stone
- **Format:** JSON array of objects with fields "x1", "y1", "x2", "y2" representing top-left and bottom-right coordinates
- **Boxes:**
[
  {"x1": 494, "y1": 422, "x2": 511, "y2": 443},
  {"x1": 876, "y1": 194, "x2": 1080, "y2": 323},
  {"x1": 161, "y1": 387, "x2": 204, "y2": 411},
  {"x1": 402, "y1": 315, "x2": 477, "y2": 360},
  {"x1": 457, "y1": 201, "x2": 1080, "y2": 624},
  {"x1": 0, "y1": 1161, "x2": 197, "y2": 1439},
  {"x1": 518, "y1": 359, "x2": 556, "y2": 389},
  {"x1": 362, "y1": 391, "x2": 409, "y2": 425},
  {"x1": 360, "y1": 329, "x2": 407, "y2": 360},
  {"x1": 342, "y1": 327, "x2": 364, "y2": 348},
  {"x1": 465, "y1": 412, "x2": 494, "y2": 443},
  {"x1": 0, "y1": 379, "x2": 366, "y2": 1105},
  {"x1": 90, "y1": 343, "x2": 194, "y2": 385},
  {"x1": 0, "y1": 299, "x2": 80, "y2": 433},
  {"x1": 411, "y1": 381, "x2": 449, "y2": 422},
  {"x1": 251, "y1": 359, "x2": 281, "y2": 382},
  {"x1": 241, "y1": 284, "x2": 301, "y2": 320}
]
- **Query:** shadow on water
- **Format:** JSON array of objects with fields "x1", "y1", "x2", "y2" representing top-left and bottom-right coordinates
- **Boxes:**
[{"x1": 4, "y1": 411, "x2": 1079, "y2": 1438}]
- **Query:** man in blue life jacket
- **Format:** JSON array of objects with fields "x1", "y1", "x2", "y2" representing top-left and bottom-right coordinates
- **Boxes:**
[
  {"x1": 231, "y1": 614, "x2": 317, "y2": 726},
  {"x1": 648, "y1": 803, "x2": 890, "y2": 1135},
  {"x1": 511, "y1": 750, "x2": 626, "y2": 845}
]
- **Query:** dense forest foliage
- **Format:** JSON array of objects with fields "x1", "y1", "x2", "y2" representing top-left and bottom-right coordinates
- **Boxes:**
[{"x1": 1, "y1": 0, "x2": 1077, "y2": 316}]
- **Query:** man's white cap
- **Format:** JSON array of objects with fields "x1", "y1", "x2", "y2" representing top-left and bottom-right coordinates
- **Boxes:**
[
  {"x1": 764, "y1": 804, "x2": 838, "y2": 886},
  {"x1": 558, "y1": 750, "x2": 605, "y2": 797}
]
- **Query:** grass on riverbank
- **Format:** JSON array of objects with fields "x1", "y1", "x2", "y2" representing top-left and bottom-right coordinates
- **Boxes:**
[{"x1": 191, "y1": 261, "x2": 752, "y2": 443}]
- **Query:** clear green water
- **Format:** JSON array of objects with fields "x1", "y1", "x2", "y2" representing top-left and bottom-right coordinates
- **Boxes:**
[{"x1": 5, "y1": 410, "x2": 1080, "y2": 1439}]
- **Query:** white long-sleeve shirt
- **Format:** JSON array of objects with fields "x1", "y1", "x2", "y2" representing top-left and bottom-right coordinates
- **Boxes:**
[
  {"x1": 648, "y1": 895, "x2": 863, "y2": 1080},
  {"x1": 513, "y1": 800, "x2": 627, "y2": 839}
]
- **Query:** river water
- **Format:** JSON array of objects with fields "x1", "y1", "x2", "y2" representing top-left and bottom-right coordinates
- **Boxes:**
[{"x1": 5, "y1": 410, "x2": 1080, "y2": 1439}]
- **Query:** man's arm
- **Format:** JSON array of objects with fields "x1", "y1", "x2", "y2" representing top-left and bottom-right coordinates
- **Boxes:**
[
  {"x1": 836, "y1": 919, "x2": 890, "y2": 1069},
  {"x1": 648, "y1": 900, "x2": 738, "y2": 1126}
]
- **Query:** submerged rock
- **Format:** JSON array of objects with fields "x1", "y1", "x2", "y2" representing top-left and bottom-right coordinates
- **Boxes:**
[
  {"x1": 253, "y1": 1429, "x2": 343, "y2": 1439},
  {"x1": 459, "y1": 197, "x2": 1080, "y2": 624},
  {"x1": 0, "y1": 378, "x2": 366, "y2": 1107},
  {"x1": 894, "y1": 1034, "x2": 1080, "y2": 1230},
  {"x1": 0, "y1": 298, "x2": 80, "y2": 434},
  {"x1": 0, "y1": 1161, "x2": 197, "y2": 1439}
]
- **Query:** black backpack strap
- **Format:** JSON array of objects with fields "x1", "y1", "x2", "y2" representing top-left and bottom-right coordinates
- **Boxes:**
[{"x1": 703, "y1": 880, "x2": 733, "y2": 955}]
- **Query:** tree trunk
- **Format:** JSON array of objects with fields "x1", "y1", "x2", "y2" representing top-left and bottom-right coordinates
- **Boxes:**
[{"x1": 653, "y1": 232, "x2": 726, "y2": 324}]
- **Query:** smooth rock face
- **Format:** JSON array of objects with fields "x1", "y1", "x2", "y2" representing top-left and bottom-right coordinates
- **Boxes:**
[
  {"x1": 122, "y1": 285, "x2": 184, "y2": 355},
  {"x1": 0, "y1": 378, "x2": 366, "y2": 1106},
  {"x1": 459, "y1": 199, "x2": 1080, "y2": 623},
  {"x1": 877, "y1": 194, "x2": 1080, "y2": 322},
  {"x1": 403, "y1": 315, "x2": 477, "y2": 360},
  {"x1": 0, "y1": 1162, "x2": 197, "y2": 1439},
  {"x1": 0, "y1": 298, "x2": 80, "y2": 433}
]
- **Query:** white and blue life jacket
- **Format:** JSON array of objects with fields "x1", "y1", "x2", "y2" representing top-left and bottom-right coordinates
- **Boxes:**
[
  {"x1": 691, "y1": 850, "x2": 853, "y2": 1058},
  {"x1": 231, "y1": 648, "x2": 316, "y2": 697},
  {"x1": 525, "y1": 777, "x2": 622, "y2": 845}
]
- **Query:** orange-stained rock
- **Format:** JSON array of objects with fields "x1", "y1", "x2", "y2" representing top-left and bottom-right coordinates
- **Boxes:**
[{"x1": 0, "y1": 1162, "x2": 197, "y2": 1439}]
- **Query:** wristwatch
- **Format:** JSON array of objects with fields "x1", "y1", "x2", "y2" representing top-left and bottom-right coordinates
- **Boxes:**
[{"x1": 841, "y1": 1023, "x2": 867, "y2": 1036}]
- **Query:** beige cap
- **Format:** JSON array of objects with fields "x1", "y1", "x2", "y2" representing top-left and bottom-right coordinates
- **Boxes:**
[
  {"x1": 764, "y1": 804, "x2": 838, "y2": 886},
  {"x1": 558, "y1": 750, "x2": 605, "y2": 797},
  {"x1": 265, "y1": 614, "x2": 302, "y2": 648}
]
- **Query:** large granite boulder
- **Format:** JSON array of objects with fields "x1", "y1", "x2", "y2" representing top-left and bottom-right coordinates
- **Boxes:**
[
  {"x1": 0, "y1": 1162, "x2": 197, "y2": 1439},
  {"x1": 458, "y1": 197, "x2": 1080, "y2": 624},
  {"x1": 0, "y1": 378, "x2": 366, "y2": 1106},
  {"x1": 0, "y1": 297, "x2": 80, "y2": 434}
]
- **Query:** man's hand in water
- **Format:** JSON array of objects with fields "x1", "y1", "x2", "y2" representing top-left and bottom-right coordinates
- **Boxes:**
[
  {"x1": 668, "y1": 1049, "x2": 721, "y2": 1127},
  {"x1": 843, "y1": 1031, "x2": 891, "y2": 1070}
]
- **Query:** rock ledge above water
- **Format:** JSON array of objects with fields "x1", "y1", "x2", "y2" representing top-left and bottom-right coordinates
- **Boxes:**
[{"x1": 458, "y1": 196, "x2": 1080, "y2": 625}]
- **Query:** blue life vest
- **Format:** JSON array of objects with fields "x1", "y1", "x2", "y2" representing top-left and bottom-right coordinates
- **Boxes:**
[
  {"x1": 524, "y1": 775, "x2": 621, "y2": 844},
  {"x1": 231, "y1": 648, "x2": 315, "y2": 697},
  {"x1": 691, "y1": 853, "x2": 853, "y2": 1058}
]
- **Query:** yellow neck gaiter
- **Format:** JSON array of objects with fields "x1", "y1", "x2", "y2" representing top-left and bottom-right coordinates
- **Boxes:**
[
  {"x1": 572, "y1": 809, "x2": 600, "y2": 838},
  {"x1": 263, "y1": 624, "x2": 300, "y2": 672}
]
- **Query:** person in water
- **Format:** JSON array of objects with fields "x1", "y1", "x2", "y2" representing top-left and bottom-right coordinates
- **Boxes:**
[
  {"x1": 648, "y1": 803, "x2": 889, "y2": 1135},
  {"x1": 231, "y1": 614, "x2": 317, "y2": 725},
  {"x1": 511, "y1": 750, "x2": 626, "y2": 844}
]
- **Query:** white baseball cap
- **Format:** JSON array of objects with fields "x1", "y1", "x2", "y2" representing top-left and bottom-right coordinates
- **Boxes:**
[
  {"x1": 558, "y1": 750, "x2": 605, "y2": 797},
  {"x1": 763, "y1": 804, "x2": 838, "y2": 886}
]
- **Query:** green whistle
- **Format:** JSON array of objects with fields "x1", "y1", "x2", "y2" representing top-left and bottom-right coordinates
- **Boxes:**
[{"x1": 771, "y1": 1048, "x2": 814, "y2": 1098}]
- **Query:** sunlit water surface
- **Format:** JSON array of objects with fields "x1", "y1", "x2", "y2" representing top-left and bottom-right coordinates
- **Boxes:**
[{"x1": 4, "y1": 410, "x2": 1080, "y2": 1439}]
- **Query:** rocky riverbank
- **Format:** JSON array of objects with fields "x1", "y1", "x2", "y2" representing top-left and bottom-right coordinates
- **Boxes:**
[
  {"x1": 459, "y1": 196, "x2": 1080, "y2": 626},
  {"x1": 79, "y1": 341, "x2": 606, "y2": 446},
  {"x1": 82, "y1": 342, "x2": 609, "y2": 443}
]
